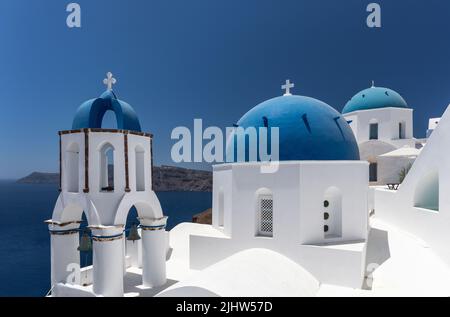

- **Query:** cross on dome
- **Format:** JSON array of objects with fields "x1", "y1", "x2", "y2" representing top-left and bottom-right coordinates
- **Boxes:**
[
  {"x1": 371, "y1": 80, "x2": 375, "y2": 88},
  {"x1": 103, "y1": 72, "x2": 117, "y2": 91},
  {"x1": 282, "y1": 79, "x2": 294, "y2": 96}
]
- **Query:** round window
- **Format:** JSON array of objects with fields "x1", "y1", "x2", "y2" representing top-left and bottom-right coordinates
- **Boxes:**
[
  {"x1": 324, "y1": 200, "x2": 329, "y2": 208},
  {"x1": 324, "y1": 212, "x2": 329, "y2": 220},
  {"x1": 324, "y1": 225, "x2": 329, "y2": 233}
]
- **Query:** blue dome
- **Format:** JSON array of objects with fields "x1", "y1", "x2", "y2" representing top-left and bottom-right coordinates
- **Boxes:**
[
  {"x1": 342, "y1": 86, "x2": 408, "y2": 114},
  {"x1": 227, "y1": 95, "x2": 360, "y2": 162},
  {"x1": 72, "y1": 90, "x2": 142, "y2": 132}
]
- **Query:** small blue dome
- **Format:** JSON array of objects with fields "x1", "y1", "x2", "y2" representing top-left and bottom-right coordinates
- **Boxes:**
[
  {"x1": 72, "y1": 90, "x2": 142, "y2": 132},
  {"x1": 227, "y1": 95, "x2": 360, "y2": 162},
  {"x1": 342, "y1": 86, "x2": 408, "y2": 114}
]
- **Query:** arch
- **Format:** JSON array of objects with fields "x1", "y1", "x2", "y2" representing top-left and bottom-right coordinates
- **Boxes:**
[
  {"x1": 51, "y1": 194, "x2": 101, "y2": 225},
  {"x1": 101, "y1": 110, "x2": 118, "y2": 129},
  {"x1": 135, "y1": 145, "x2": 146, "y2": 192},
  {"x1": 414, "y1": 170, "x2": 439, "y2": 212},
  {"x1": 113, "y1": 192, "x2": 164, "y2": 225},
  {"x1": 255, "y1": 188, "x2": 273, "y2": 237},
  {"x1": 65, "y1": 142, "x2": 80, "y2": 193},
  {"x1": 323, "y1": 186, "x2": 342, "y2": 239},
  {"x1": 72, "y1": 90, "x2": 142, "y2": 132},
  {"x1": 99, "y1": 142, "x2": 115, "y2": 192}
]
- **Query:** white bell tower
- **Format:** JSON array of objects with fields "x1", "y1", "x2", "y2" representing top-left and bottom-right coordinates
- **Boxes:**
[{"x1": 46, "y1": 73, "x2": 168, "y2": 296}]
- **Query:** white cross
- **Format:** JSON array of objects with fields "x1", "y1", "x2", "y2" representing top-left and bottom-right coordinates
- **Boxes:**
[
  {"x1": 103, "y1": 72, "x2": 117, "y2": 91},
  {"x1": 371, "y1": 80, "x2": 375, "y2": 87},
  {"x1": 282, "y1": 79, "x2": 294, "y2": 96}
]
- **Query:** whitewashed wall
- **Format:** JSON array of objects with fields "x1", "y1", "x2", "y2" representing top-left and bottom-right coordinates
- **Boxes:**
[
  {"x1": 344, "y1": 107, "x2": 414, "y2": 146},
  {"x1": 192, "y1": 161, "x2": 369, "y2": 288},
  {"x1": 375, "y1": 104, "x2": 450, "y2": 265}
]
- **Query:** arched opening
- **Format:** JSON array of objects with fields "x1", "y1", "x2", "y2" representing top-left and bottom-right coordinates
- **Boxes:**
[
  {"x1": 49, "y1": 203, "x2": 94, "y2": 289},
  {"x1": 99, "y1": 143, "x2": 115, "y2": 192},
  {"x1": 135, "y1": 145, "x2": 146, "y2": 192},
  {"x1": 217, "y1": 188, "x2": 224, "y2": 228},
  {"x1": 101, "y1": 110, "x2": 118, "y2": 129},
  {"x1": 65, "y1": 143, "x2": 80, "y2": 193},
  {"x1": 414, "y1": 170, "x2": 439, "y2": 212},
  {"x1": 323, "y1": 187, "x2": 342, "y2": 239},
  {"x1": 255, "y1": 188, "x2": 273, "y2": 237},
  {"x1": 78, "y1": 212, "x2": 93, "y2": 286},
  {"x1": 121, "y1": 202, "x2": 167, "y2": 290},
  {"x1": 124, "y1": 206, "x2": 141, "y2": 269}
]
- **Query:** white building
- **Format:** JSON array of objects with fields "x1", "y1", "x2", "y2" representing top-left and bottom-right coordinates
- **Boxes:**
[
  {"x1": 342, "y1": 83, "x2": 419, "y2": 185},
  {"x1": 46, "y1": 73, "x2": 168, "y2": 297},
  {"x1": 160, "y1": 84, "x2": 370, "y2": 292},
  {"x1": 374, "y1": 102, "x2": 450, "y2": 266}
]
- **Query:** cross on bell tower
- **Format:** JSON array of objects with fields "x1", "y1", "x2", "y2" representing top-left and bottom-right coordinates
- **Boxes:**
[
  {"x1": 282, "y1": 79, "x2": 294, "y2": 96},
  {"x1": 103, "y1": 72, "x2": 117, "y2": 91}
]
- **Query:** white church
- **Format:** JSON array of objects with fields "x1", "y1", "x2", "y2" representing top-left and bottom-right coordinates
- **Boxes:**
[
  {"x1": 342, "y1": 82, "x2": 424, "y2": 186},
  {"x1": 46, "y1": 74, "x2": 450, "y2": 297}
]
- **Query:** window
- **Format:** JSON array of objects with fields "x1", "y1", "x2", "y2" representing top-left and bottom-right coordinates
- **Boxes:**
[
  {"x1": 100, "y1": 143, "x2": 114, "y2": 192},
  {"x1": 258, "y1": 195, "x2": 273, "y2": 237},
  {"x1": 369, "y1": 123, "x2": 378, "y2": 140},
  {"x1": 135, "y1": 146, "x2": 145, "y2": 192},
  {"x1": 66, "y1": 143, "x2": 80, "y2": 193},
  {"x1": 369, "y1": 163, "x2": 378, "y2": 182},
  {"x1": 399, "y1": 122, "x2": 406, "y2": 139}
]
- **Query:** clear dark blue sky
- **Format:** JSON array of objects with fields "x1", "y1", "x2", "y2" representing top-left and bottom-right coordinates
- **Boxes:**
[{"x1": 0, "y1": 0, "x2": 449, "y2": 179}]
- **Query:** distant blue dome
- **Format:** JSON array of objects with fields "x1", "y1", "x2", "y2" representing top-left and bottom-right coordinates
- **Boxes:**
[
  {"x1": 227, "y1": 95, "x2": 360, "y2": 162},
  {"x1": 72, "y1": 90, "x2": 142, "y2": 132},
  {"x1": 342, "y1": 86, "x2": 408, "y2": 114}
]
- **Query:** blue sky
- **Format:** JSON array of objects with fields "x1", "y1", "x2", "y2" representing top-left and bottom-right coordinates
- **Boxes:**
[{"x1": 0, "y1": 0, "x2": 449, "y2": 179}]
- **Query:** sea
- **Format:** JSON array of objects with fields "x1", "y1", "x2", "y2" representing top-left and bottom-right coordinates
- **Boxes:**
[{"x1": 0, "y1": 180, "x2": 211, "y2": 297}]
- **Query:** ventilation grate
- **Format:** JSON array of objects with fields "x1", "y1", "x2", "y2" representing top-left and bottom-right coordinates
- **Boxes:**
[{"x1": 259, "y1": 198, "x2": 273, "y2": 235}]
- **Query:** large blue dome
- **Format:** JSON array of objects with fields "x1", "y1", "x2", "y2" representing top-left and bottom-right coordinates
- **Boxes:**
[
  {"x1": 72, "y1": 90, "x2": 142, "y2": 132},
  {"x1": 227, "y1": 95, "x2": 360, "y2": 162},
  {"x1": 342, "y1": 86, "x2": 408, "y2": 114}
]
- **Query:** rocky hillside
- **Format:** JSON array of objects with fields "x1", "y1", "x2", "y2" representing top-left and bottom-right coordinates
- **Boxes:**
[
  {"x1": 17, "y1": 172, "x2": 59, "y2": 184},
  {"x1": 17, "y1": 165, "x2": 212, "y2": 192},
  {"x1": 152, "y1": 165, "x2": 212, "y2": 192}
]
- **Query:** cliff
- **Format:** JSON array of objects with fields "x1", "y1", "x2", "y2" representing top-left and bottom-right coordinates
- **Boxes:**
[{"x1": 17, "y1": 165, "x2": 212, "y2": 192}]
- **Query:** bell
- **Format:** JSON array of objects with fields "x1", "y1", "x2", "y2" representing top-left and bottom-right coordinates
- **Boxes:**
[
  {"x1": 78, "y1": 230, "x2": 92, "y2": 252},
  {"x1": 127, "y1": 223, "x2": 141, "y2": 242}
]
